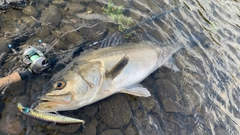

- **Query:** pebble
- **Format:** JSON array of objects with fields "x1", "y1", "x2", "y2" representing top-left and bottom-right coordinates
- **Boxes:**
[
  {"x1": 0, "y1": 115, "x2": 23, "y2": 134},
  {"x1": 35, "y1": 25, "x2": 51, "y2": 39},
  {"x1": 132, "y1": 0, "x2": 150, "y2": 12},
  {"x1": 83, "y1": 103, "x2": 98, "y2": 117},
  {"x1": 5, "y1": 80, "x2": 26, "y2": 96},
  {"x1": 139, "y1": 96, "x2": 156, "y2": 112},
  {"x1": 155, "y1": 79, "x2": 184, "y2": 113},
  {"x1": 48, "y1": 123, "x2": 81, "y2": 134},
  {"x1": 40, "y1": 5, "x2": 62, "y2": 26},
  {"x1": 82, "y1": 123, "x2": 97, "y2": 135},
  {"x1": 129, "y1": 100, "x2": 141, "y2": 111},
  {"x1": 67, "y1": 3, "x2": 85, "y2": 14},
  {"x1": 60, "y1": 25, "x2": 84, "y2": 45},
  {"x1": 52, "y1": 0, "x2": 66, "y2": 5},
  {"x1": 99, "y1": 94, "x2": 132, "y2": 128},
  {"x1": 112, "y1": 0, "x2": 130, "y2": 7},
  {"x1": 16, "y1": 95, "x2": 30, "y2": 107},
  {"x1": 23, "y1": 6, "x2": 38, "y2": 17},
  {"x1": 100, "y1": 129, "x2": 123, "y2": 135},
  {"x1": 79, "y1": 21, "x2": 107, "y2": 40},
  {"x1": 125, "y1": 124, "x2": 136, "y2": 135}
]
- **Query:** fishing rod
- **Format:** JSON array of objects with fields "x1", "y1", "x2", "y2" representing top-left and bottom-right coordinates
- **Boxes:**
[
  {"x1": 0, "y1": 6, "x2": 182, "y2": 92},
  {"x1": 72, "y1": 5, "x2": 183, "y2": 53}
]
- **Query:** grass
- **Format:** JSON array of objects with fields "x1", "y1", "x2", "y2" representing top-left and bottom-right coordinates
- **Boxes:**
[{"x1": 103, "y1": 1, "x2": 134, "y2": 38}]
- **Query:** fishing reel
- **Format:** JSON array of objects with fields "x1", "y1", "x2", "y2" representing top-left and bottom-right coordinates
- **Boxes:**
[{"x1": 21, "y1": 45, "x2": 49, "y2": 74}]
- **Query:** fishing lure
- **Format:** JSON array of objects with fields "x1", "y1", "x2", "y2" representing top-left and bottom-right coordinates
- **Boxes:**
[{"x1": 17, "y1": 103, "x2": 85, "y2": 124}]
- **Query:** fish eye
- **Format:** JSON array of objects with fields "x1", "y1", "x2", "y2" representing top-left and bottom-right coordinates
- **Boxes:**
[{"x1": 53, "y1": 81, "x2": 66, "y2": 90}]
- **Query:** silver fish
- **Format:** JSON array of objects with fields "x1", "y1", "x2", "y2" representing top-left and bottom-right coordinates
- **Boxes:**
[{"x1": 35, "y1": 41, "x2": 181, "y2": 112}]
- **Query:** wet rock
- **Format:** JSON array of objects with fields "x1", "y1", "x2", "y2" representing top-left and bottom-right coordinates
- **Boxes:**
[
  {"x1": 23, "y1": 6, "x2": 38, "y2": 17},
  {"x1": 35, "y1": 2, "x2": 45, "y2": 11},
  {"x1": 52, "y1": 30, "x2": 62, "y2": 38},
  {"x1": 35, "y1": 25, "x2": 51, "y2": 39},
  {"x1": 129, "y1": 100, "x2": 141, "y2": 111},
  {"x1": 0, "y1": 52, "x2": 7, "y2": 65},
  {"x1": 0, "y1": 102, "x2": 5, "y2": 115},
  {"x1": 155, "y1": 79, "x2": 185, "y2": 113},
  {"x1": 52, "y1": 0, "x2": 65, "y2": 5},
  {"x1": 132, "y1": 0, "x2": 150, "y2": 12},
  {"x1": 44, "y1": 34, "x2": 56, "y2": 43},
  {"x1": 100, "y1": 129, "x2": 123, "y2": 135},
  {"x1": 77, "y1": 14, "x2": 114, "y2": 24},
  {"x1": 134, "y1": 109, "x2": 144, "y2": 119},
  {"x1": 79, "y1": 21, "x2": 107, "y2": 41},
  {"x1": 99, "y1": 94, "x2": 132, "y2": 128},
  {"x1": 112, "y1": 0, "x2": 130, "y2": 7},
  {"x1": 67, "y1": 3, "x2": 85, "y2": 14},
  {"x1": 21, "y1": 16, "x2": 40, "y2": 28},
  {"x1": 83, "y1": 103, "x2": 98, "y2": 117},
  {"x1": 5, "y1": 79, "x2": 26, "y2": 96},
  {"x1": 125, "y1": 124, "x2": 136, "y2": 135},
  {"x1": 91, "y1": 118, "x2": 99, "y2": 127},
  {"x1": 52, "y1": 39, "x2": 68, "y2": 50},
  {"x1": 0, "y1": 38, "x2": 10, "y2": 52},
  {"x1": 82, "y1": 0, "x2": 93, "y2": 3},
  {"x1": 182, "y1": 84, "x2": 200, "y2": 114},
  {"x1": 135, "y1": 114, "x2": 164, "y2": 135},
  {"x1": 0, "y1": 115, "x2": 23, "y2": 134},
  {"x1": 82, "y1": 123, "x2": 97, "y2": 135},
  {"x1": 40, "y1": 5, "x2": 62, "y2": 27},
  {"x1": 153, "y1": 70, "x2": 166, "y2": 79},
  {"x1": 97, "y1": 121, "x2": 107, "y2": 133},
  {"x1": 48, "y1": 123, "x2": 81, "y2": 134},
  {"x1": 40, "y1": 0, "x2": 48, "y2": 5},
  {"x1": 139, "y1": 96, "x2": 156, "y2": 112},
  {"x1": 194, "y1": 124, "x2": 209, "y2": 135},
  {"x1": 71, "y1": 0, "x2": 82, "y2": 3},
  {"x1": 61, "y1": 25, "x2": 84, "y2": 45},
  {"x1": 16, "y1": 94, "x2": 30, "y2": 106},
  {"x1": 215, "y1": 126, "x2": 226, "y2": 135}
]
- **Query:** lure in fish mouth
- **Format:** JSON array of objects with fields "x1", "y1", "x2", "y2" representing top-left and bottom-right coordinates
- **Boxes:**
[
  {"x1": 17, "y1": 103, "x2": 85, "y2": 124},
  {"x1": 35, "y1": 41, "x2": 182, "y2": 113}
]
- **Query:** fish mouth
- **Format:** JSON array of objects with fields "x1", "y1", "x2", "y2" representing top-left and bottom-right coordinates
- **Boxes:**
[
  {"x1": 35, "y1": 93, "x2": 72, "y2": 113},
  {"x1": 35, "y1": 101, "x2": 62, "y2": 113}
]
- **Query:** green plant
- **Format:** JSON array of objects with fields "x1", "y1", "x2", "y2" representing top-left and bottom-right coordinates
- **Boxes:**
[{"x1": 103, "y1": 1, "x2": 134, "y2": 38}]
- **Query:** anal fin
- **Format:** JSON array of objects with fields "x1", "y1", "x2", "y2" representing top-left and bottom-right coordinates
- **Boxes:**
[{"x1": 120, "y1": 84, "x2": 151, "y2": 97}]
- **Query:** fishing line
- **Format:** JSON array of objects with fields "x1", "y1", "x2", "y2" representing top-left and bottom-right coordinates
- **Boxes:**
[{"x1": 46, "y1": 5, "x2": 183, "y2": 58}]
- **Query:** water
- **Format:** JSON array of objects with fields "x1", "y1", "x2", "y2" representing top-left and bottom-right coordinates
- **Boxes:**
[{"x1": 0, "y1": 0, "x2": 240, "y2": 134}]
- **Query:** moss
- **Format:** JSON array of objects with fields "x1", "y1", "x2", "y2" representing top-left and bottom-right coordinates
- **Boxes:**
[{"x1": 103, "y1": 1, "x2": 134, "y2": 38}]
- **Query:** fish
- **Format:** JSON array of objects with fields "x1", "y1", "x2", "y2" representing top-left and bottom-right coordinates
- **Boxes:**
[
  {"x1": 35, "y1": 41, "x2": 182, "y2": 112},
  {"x1": 17, "y1": 103, "x2": 85, "y2": 124}
]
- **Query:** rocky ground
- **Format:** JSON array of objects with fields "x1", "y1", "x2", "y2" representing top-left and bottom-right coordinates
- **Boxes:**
[{"x1": 0, "y1": 0, "x2": 239, "y2": 135}]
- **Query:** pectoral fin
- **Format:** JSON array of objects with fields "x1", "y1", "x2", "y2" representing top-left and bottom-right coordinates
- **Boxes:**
[
  {"x1": 120, "y1": 84, "x2": 151, "y2": 97},
  {"x1": 106, "y1": 55, "x2": 129, "y2": 79}
]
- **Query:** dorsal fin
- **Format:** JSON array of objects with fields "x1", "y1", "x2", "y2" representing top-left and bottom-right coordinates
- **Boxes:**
[
  {"x1": 106, "y1": 55, "x2": 129, "y2": 79},
  {"x1": 100, "y1": 32, "x2": 125, "y2": 48}
]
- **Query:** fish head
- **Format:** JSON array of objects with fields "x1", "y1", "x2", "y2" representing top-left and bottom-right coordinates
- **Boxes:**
[{"x1": 34, "y1": 61, "x2": 105, "y2": 113}]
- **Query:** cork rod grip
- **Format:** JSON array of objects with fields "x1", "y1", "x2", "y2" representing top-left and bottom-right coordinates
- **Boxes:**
[{"x1": 0, "y1": 72, "x2": 22, "y2": 88}]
